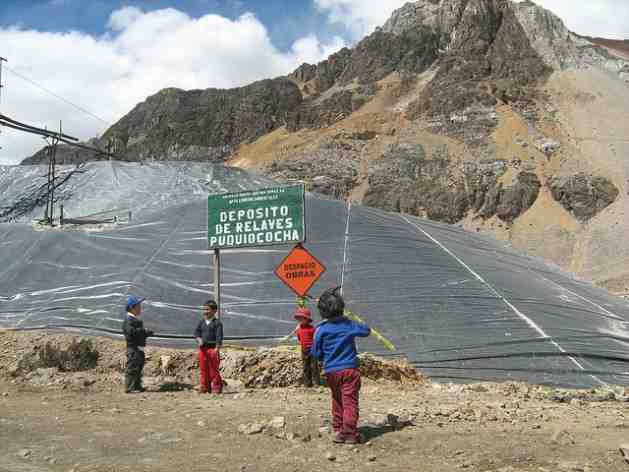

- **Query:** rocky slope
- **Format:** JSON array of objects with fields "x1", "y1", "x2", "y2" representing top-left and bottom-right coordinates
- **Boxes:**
[
  {"x1": 20, "y1": 139, "x2": 100, "y2": 166},
  {"x1": 240, "y1": 0, "x2": 629, "y2": 294},
  {"x1": 20, "y1": 0, "x2": 629, "y2": 294},
  {"x1": 585, "y1": 37, "x2": 629, "y2": 57}
]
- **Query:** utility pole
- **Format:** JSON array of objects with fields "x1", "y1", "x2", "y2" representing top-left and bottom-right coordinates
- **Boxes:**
[
  {"x1": 0, "y1": 57, "x2": 7, "y2": 109},
  {"x1": 0, "y1": 57, "x2": 7, "y2": 152},
  {"x1": 43, "y1": 121, "x2": 61, "y2": 226},
  {"x1": 44, "y1": 137, "x2": 52, "y2": 224}
]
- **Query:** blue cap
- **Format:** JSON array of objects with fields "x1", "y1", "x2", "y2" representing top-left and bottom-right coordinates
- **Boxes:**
[{"x1": 126, "y1": 295, "x2": 145, "y2": 311}]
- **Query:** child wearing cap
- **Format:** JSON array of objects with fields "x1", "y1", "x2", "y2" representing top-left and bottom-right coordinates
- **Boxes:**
[
  {"x1": 294, "y1": 307, "x2": 320, "y2": 388},
  {"x1": 122, "y1": 295, "x2": 154, "y2": 393},
  {"x1": 311, "y1": 287, "x2": 370, "y2": 444}
]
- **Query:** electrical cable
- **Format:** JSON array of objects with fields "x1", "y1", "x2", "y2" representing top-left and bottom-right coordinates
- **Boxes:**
[
  {"x1": 0, "y1": 113, "x2": 78, "y2": 141},
  {"x1": 3, "y1": 63, "x2": 112, "y2": 127},
  {"x1": 0, "y1": 115, "x2": 114, "y2": 157}
]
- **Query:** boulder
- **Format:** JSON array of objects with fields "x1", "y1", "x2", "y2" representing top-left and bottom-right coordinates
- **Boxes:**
[
  {"x1": 496, "y1": 172, "x2": 541, "y2": 222},
  {"x1": 550, "y1": 174, "x2": 619, "y2": 221},
  {"x1": 535, "y1": 138, "x2": 561, "y2": 156},
  {"x1": 364, "y1": 149, "x2": 539, "y2": 224}
]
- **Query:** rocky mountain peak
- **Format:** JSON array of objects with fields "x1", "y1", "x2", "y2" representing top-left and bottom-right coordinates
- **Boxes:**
[
  {"x1": 383, "y1": 0, "x2": 627, "y2": 73},
  {"x1": 382, "y1": 0, "x2": 457, "y2": 38},
  {"x1": 513, "y1": 0, "x2": 585, "y2": 68}
]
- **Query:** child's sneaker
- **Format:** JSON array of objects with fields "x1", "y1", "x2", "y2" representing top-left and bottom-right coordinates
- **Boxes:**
[
  {"x1": 343, "y1": 434, "x2": 363, "y2": 445},
  {"x1": 332, "y1": 433, "x2": 346, "y2": 443}
]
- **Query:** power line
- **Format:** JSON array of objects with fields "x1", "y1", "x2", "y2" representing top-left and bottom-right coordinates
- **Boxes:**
[
  {"x1": 3, "y1": 63, "x2": 112, "y2": 127},
  {"x1": 0, "y1": 57, "x2": 7, "y2": 110},
  {"x1": 0, "y1": 113, "x2": 78, "y2": 141},
  {"x1": 0, "y1": 113, "x2": 115, "y2": 158},
  {"x1": 0, "y1": 57, "x2": 5, "y2": 152}
]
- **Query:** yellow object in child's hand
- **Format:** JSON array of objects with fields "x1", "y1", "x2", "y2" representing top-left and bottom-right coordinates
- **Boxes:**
[{"x1": 344, "y1": 310, "x2": 396, "y2": 352}]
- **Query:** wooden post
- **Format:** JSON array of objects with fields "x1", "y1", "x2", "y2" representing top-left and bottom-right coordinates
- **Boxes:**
[
  {"x1": 49, "y1": 121, "x2": 61, "y2": 225},
  {"x1": 44, "y1": 144, "x2": 52, "y2": 223},
  {"x1": 49, "y1": 138, "x2": 57, "y2": 225},
  {"x1": 213, "y1": 248, "x2": 221, "y2": 318}
]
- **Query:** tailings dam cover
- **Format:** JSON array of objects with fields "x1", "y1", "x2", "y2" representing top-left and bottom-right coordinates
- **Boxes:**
[{"x1": 1, "y1": 161, "x2": 628, "y2": 387}]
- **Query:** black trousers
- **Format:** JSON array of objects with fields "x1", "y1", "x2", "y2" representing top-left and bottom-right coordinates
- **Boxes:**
[
  {"x1": 125, "y1": 347, "x2": 145, "y2": 392},
  {"x1": 301, "y1": 351, "x2": 321, "y2": 387}
]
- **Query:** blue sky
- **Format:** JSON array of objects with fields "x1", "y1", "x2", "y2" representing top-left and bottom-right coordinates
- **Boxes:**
[{"x1": 0, "y1": 0, "x2": 347, "y2": 50}]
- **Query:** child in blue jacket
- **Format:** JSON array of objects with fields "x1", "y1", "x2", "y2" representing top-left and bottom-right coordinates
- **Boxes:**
[{"x1": 311, "y1": 287, "x2": 370, "y2": 444}]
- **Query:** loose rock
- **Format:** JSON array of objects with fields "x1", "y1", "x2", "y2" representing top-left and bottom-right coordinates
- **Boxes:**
[
  {"x1": 557, "y1": 461, "x2": 587, "y2": 471},
  {"x1": 18, "y1": 448, "x2": 32, "y2": 458},
  {"x1": 238, "y1": 423, "x2": 264, "y2": 435},
  {"x1": 551, "y1": 429, "x2": 575, "y2": 445},
  {"x1": 267, "y1": 416, "x2": 286, "y2": 430},
  {"x1": 319, "y1": 426, "x2": 331, "y2": 435}
]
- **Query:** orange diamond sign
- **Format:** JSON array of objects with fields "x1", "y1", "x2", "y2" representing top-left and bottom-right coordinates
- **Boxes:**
[{"x1": 275, "y1": 244, "x2": 326, "y2": 297}]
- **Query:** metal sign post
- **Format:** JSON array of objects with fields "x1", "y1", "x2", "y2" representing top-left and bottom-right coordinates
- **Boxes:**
[{"x1": 213, "y1": 248, "x2": 221, "y2": 318}]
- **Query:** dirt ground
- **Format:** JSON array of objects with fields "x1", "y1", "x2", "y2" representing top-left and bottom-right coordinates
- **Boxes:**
[{"x1": 1, "y1": 331, "x2": 629, "y2": 472}]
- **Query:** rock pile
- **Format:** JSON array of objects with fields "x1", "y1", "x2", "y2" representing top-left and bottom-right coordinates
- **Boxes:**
[
  {"x1": 226, "y1": 348, "x2": 304, "y2": 388},
  {"x1": 226, "y1": 348, "x2": 425, "y2": 388},
  {"x1": 2, "y1": 332, "x2": 424, "y2": 391},
  {"x1": 544, "y1": 386, "x2": 629, "y2": 404}
]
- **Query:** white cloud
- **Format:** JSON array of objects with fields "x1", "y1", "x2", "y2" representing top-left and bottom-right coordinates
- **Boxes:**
[
  {"x1": 515, "y1": 0, "x2": 629, "y2": 40},
  {"x1": 315, "y1": 0, "x2": 409, "y2": 40},
  {"x1": 107, "y1": 6, "x2": 144, "y2": 31},
  {"x1": 0, "y1": 8, "x2": 345, "y2": 164}
]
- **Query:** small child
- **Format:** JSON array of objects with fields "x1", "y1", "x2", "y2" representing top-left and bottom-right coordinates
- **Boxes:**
[
  {"x1": 311, "y1": 287, "x2": 370, "y2": 444},
  {"x1": 294, "y1": 307, "x2": 320, "y2": 388}
]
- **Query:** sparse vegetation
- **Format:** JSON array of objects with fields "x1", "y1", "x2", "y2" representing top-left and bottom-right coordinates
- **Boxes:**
[{"x1": 17, "y1": 339, "x2": 100, "y2": 373}]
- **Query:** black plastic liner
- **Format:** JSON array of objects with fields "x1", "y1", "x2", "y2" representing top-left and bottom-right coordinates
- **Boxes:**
[{"x1": 1, "y1": 161, "x2": 628, "y2": 388}]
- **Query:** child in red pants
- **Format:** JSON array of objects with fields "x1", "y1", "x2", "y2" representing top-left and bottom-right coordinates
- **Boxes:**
[
  {"x1": 194, "y1": 300, "x2": 223, "y2": 394},
  {"x1": 294, "y1": 307, "x2": 320, "y2": 387},
  {"x1": 311, "y1": 287, "x2": 370, "y2": 444}
]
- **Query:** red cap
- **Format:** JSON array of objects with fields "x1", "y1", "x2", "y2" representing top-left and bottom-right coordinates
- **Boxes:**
[{"x1": 294, "y1": 307, "x2": 312, "y2": 321}]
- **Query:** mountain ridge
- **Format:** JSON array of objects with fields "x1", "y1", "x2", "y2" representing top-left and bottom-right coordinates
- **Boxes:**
[{"x1": 21, "y1": 0, "x2": 628, "y2": 166}]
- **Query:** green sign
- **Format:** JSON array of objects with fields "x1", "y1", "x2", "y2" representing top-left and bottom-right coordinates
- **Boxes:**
[{"x1": 208, "y1": 185, "x2": 305, "y2": 249}]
